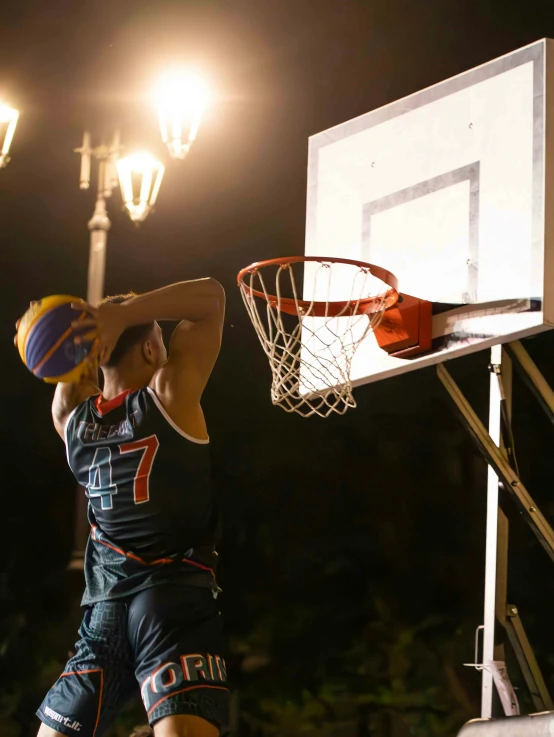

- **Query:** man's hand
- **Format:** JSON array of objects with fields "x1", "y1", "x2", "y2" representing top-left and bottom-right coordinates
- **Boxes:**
[
  {"x1": 13, "y1": 307, "x2": 32, "y2": 350},
  {"x1": 14, "y1": 318, "x2": 21, "y2": 348},
  {"x1": 72, "y1": 301, "x2": 128, "y2": 366}
]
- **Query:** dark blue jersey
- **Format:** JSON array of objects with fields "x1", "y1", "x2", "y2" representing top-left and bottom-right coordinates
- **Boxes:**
[{"x1": 65, "y1": 387, "x2": 218, "y2": 605}]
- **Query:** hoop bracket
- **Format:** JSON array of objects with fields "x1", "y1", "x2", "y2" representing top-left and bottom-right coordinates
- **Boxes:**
[{"x1": 373, "y1": 293, "x2": 433, "y2": 357}]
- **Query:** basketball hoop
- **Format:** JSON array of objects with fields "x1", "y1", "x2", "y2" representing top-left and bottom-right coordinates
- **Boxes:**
[{"x1": 237, "y1": 256, "x2": 399, "y2": 417}]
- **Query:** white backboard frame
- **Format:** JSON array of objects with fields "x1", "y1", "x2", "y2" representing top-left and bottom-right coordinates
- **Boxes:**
[{"x1": 305, "y1": 39, "x2": 554, "y2": 387}]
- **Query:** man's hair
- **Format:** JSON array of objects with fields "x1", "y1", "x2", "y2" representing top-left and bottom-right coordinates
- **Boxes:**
[{"x1": 100, "y1": 292, "x2": 155, "y2": 368}]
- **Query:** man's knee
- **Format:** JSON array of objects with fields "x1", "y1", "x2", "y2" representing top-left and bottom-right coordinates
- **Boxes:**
[
  {"x1": 153, "y1": 714, "x2": 219, "y2": 737},
  {"x1": 37, "y1": 723, "x2": 66, "y2": 737},
  {"x1": 130, "y1": 726, "x2": 154, "y2": 737}
]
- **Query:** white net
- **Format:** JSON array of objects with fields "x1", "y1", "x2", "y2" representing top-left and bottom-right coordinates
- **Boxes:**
[{"x1": 239, "y1": 258, "x2": 394, "y2": 417}]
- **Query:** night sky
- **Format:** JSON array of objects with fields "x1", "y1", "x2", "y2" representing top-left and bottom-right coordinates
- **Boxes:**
[{"x1": 4, "y1": 2, "x2": 554, "y2": 735}]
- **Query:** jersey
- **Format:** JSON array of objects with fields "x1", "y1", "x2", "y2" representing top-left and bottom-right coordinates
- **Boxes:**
[{"x1": 65, "y1": 387, "x2": 219, "y2": 605}]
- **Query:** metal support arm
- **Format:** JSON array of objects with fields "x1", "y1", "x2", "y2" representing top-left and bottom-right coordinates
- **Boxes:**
[
  {"x1": 504, "y1": 605, "x2": 554, "y2": 712},
  {"x1": 437, "y1": 363, "x2": 554, "y2": 562},
  {"x1": 506, "y1": 341, "x2": 554, "y2": 427}
]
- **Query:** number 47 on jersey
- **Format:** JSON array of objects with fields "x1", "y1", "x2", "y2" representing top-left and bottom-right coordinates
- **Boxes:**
[{"x1": 87, "y1": 435, "x2": 159, "y2": 510}]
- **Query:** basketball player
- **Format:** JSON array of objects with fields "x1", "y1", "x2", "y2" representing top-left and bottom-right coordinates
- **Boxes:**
[{"x1": 29, "y1": 278, "x2": 227, "y2": 737}]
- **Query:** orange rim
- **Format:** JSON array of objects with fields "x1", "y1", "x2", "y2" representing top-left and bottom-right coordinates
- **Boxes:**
[{"x1": 237, "y1": 256, "x2": 399, "y2": 317}]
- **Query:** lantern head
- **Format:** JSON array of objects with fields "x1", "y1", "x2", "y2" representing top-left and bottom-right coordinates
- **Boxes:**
[
  {"x1": 0, "y1": 104, "x2": 19, "y2": 168},
  {"x1": 155, "y1": 70, "x2": 210, "y2": 159},
  {"x1": 116, "y1": 151, "x2": 165, "y2": 223}
]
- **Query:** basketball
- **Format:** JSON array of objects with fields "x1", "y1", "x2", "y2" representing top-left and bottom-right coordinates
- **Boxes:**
[{"x1": 16, "y1": 295, "x2": 96, "y2": 383}]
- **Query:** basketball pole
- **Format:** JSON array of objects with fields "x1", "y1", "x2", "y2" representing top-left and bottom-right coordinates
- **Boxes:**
[
  {"x1": 481, "y1": 348, "x2": 517, "y2": 717},
  {"x1": 481, "y1": 345, "x2": 503, "y2": 717},
  {"x1": 438, "y1": 345, "x2": 554, "y2": 721}
]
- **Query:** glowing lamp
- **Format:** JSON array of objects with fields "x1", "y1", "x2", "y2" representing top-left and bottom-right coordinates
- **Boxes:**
[
  {"x1": 0, "y1": 104, "x2": 19, "y2": 168},
  {"x1": 155, "y1": 70, "x2": 210, "y2": 159},
  {"x1": 116, "y1": 151, "x2": 165, "y2": 223}
]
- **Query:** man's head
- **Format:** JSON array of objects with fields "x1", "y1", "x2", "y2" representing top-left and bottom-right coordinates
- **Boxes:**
[{"x1": 100, "y1": 293, "x2": 167, "y2": 383}]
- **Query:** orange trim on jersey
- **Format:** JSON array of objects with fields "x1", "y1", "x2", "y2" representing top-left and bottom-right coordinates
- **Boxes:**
[
  {"x1": 90, "y1": 525, "x2": 216, "y2": 575},
  {"x1": 181, "y1": 557, "x2": 215, "y2": 575},
  {"x1": 91, "y1": 525, "x2": 188, "y2": 567},
  {"x1": 59, "y1": 668, "x2": 103, "y2": 737},
  {"x1": 147, "y1": 684, "x2": 229, "y2": 718},
  {"x1": 94, "y1": 389, "x2": 135, "y2": 416},
  {"x1": 31, "y1": 310, "x2": 87, "y2": 373},
  {"x1": 61, "y1": 668, "x2": 103, "y2": 676},
  {"x1": 126, "y1": 550, "x2": 175, "y2": 565}
]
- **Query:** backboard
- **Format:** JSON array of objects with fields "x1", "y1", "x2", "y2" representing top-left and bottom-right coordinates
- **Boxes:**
[{"x1": 304, "y1": 39, "x2": 554, "y2": 387}]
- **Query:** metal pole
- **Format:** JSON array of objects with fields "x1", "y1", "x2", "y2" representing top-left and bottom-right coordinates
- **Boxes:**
[
  {"x1": 493, "y1": 349, "x2": 512, "y2": 708},
  {"x1": 69, "y1": 158, "x2": 112, "y2": 570},
  {"x1": 482, "y1": 344, "x2": 503, "y2": 717},
  {"x1": 87, "y1": 158, "x2": 111, "y2": 305},
  {"x1": 87, "y1": 194, "x2": 111, "y2": 305}
]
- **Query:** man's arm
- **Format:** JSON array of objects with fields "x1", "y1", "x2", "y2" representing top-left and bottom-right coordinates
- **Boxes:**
[
  {"x1": 52, "y1": 363, "x2": 100, "y2": 440},
  {"x1": 14, "y1": 312, "x2": 99, "y2": 440},
  {"x1": 116, "y1": 278, "x2": 225, "y2": 327},
  {"x1": 126, "y1": 279, "x2": 225, "y2": 400},
  {"x1": 79, "y1": 278, "x2": 225, "y2": 401}
]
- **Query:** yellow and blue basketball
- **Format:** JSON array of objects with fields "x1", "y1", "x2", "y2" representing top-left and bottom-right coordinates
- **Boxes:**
[{"x1": 16, "y1": 295, "x2": 96, "y2": 384}]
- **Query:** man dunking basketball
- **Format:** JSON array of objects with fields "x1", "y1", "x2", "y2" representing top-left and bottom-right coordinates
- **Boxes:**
[{"x1": 32, "y1": 278, "x2": 227, "y2": 737}]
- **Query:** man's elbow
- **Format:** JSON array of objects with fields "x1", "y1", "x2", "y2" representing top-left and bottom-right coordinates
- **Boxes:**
[
  {"x1": 205, "y1": 279, "x2": 226, "y2": 312},
  {"x1": 175, "y1": 278, "x2": 226, "y2": 323},
  {"x1": 206, "y1": 278, "x2": 225, "y2": 296}
]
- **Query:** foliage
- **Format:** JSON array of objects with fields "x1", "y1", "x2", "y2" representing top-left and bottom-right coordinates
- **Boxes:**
[
  {"x1": 214, "y1": 400, "x2": 486, "y2": 736},
  {"x1": 6, "y1": 358, "x2": 554, "y2": 736},
  {"x1": 228, "y1": 597, "x2": 477, "y2": 737}
]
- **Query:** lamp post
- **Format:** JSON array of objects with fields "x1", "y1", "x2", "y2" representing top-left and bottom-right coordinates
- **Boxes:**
[
  {"x1": 74, "y1": 133, "x2": 166, "y2": 303},
  {"x1": 69, "y1": 70, "x2": 210, "y2": 570},
  {"x1": 75, "y1": 131, "x2": 120, "y2": 306},
  {"x1": 0, "y1": 103, "x2": 20, "y2": 168},
  {"x1": 69, "y1": 135, "x2": 165, "y2": 571}
]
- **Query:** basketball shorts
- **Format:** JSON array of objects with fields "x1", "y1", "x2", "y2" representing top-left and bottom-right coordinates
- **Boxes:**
[{"x1": 36, "y1": 584, "x2": 229, "y2": 736}]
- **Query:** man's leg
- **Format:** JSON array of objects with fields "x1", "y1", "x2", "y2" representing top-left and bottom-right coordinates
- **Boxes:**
[
  {"x1": 129, "y1": 584, "x2": 229, "y2": 736},
  {"x1": 37, "y1": 725, "x2": 65, "y2": 737},
  {"x1": 36, "y1": 601, "x2": 137, "y2": 737},
  {"x1": 153, "y1": 714, "x2": 218, "y2": 737}
]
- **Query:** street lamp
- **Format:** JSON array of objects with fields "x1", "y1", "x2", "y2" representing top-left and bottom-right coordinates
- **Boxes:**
[
  {"x1": 0, "y1": 103, "x2": 20, "y2": 168},
  {"x1": 155, "y1": 70, "x2": 210, "y2": 160},
  {"x1": 75, "y1": 135, "x2": 165, "y2": 303},
  {"x1": 70, "y1": 69, "x2": 209, "y2": 570},
  {"x1": 117, "y1": 151, "x2": 165, "y2": 223},
  {"x1": 70, "y1": 135, "x2": 163, "y2": 572},
  {"x1": 75, "y1": 131, "x2": 122, "y2": 307}
]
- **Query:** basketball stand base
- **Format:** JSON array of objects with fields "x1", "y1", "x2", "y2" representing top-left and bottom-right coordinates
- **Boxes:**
[{"x1": 457, "y1": 710, "x2": 554, "y2": 736}]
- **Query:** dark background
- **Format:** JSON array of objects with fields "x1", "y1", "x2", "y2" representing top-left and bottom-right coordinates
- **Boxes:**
[{"x1": 3, "y1": 2, "x2": 554, "y2": 735}]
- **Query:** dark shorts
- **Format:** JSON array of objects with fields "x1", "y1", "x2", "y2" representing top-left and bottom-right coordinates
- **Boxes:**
[{"x1": 37, "y1": 584, "x2": 229, "y2": 736}]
